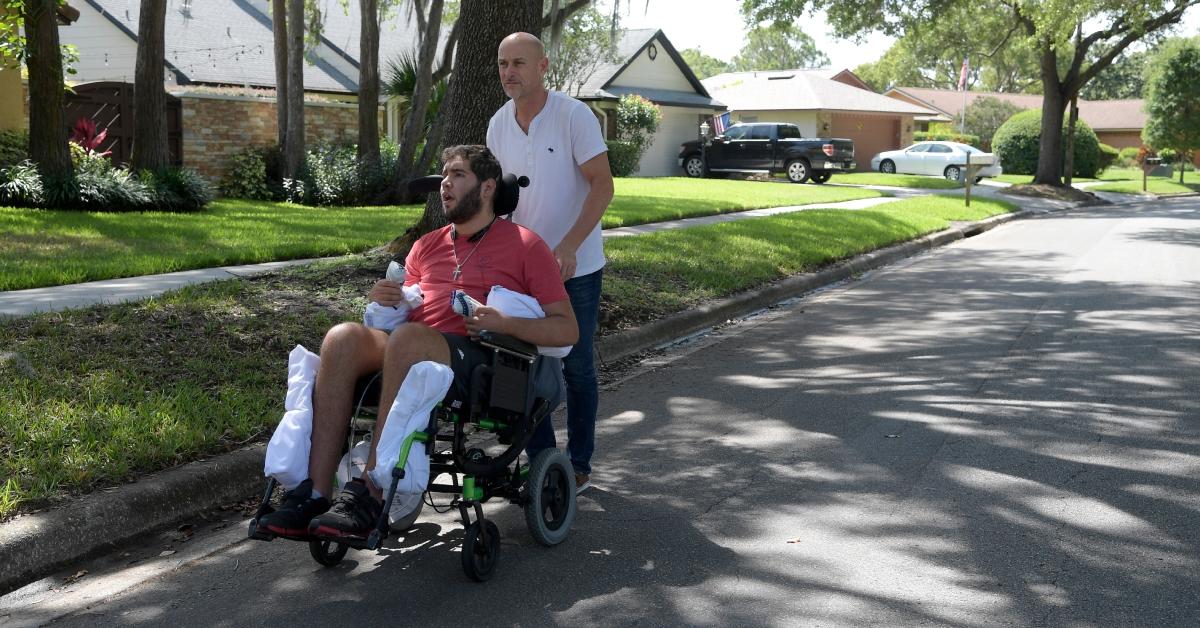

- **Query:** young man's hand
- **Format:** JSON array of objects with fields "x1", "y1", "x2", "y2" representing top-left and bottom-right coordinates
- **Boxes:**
[
  {"x1": 368, "y1": 279, "x2": 405, "y2": 306},
  {"x1": 465, "y1": 305, "x2": 512, "y2": 337}
]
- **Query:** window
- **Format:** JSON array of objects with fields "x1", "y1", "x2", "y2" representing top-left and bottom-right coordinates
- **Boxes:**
[
  {"x1": 749, "y1": 125, "x2": 773, "y2": 140},
  {"x1": 907, "y1": 143, "x2": 931, "y2": 153},
  {"x1": 723, "y1": 125, "x2": 749, "y2": 140},
  {"x1": 777, "y1": 125, "x2": 802, "y2": 139},
  {"x1": 928, "y1": 144, "x2": 953, "y2": 153}
]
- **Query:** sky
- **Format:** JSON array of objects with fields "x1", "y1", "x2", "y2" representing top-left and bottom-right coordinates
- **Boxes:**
[
  {"x1": 598, "y1": 0, "x2": 1200, "y2": 72},
  {"x1": 597, "y1": 0, "x2": 895, "y2": 71}
]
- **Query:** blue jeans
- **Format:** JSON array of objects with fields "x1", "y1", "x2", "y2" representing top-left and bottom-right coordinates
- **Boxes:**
[{"x1": 527, "y1": 268, "x2": 602, "y2": 475}]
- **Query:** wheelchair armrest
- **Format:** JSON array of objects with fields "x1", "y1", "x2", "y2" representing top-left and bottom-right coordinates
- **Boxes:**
[{"x1": 478, "y1": 330, "x2": 538, "y2": 361}]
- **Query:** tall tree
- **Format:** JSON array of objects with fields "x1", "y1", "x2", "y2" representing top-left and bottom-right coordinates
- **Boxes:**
[
  {"x1": 283, "y1": 0, "x2": 305, "y2": 179},
  {"x1": 679, "y1": 47, "x2": 733, "y2": 80},
  {"x1": 544, "y1": 5, "x2": 618, "y2": 95},
  {"x1": 1142, "y1": 37, "x2": 1200, "y2": 182},
  {"x1": 1079, "y1": 48, "x2": 1150, "y2": 100},
  {"x1": 273, "y1": 0, "x2": 288, "y2": 149},
  {"x1": 358, "y1": 0, "x2": 381, "y2": 173},
  {"x1": 962, "y1": 96, "x2": 1025, "y2": 149},
  {"x1": 745, "y1": 0, "x2": 1200, "y2": 186},
  {"x1": 132, "y1": 0, "x2": 169, "y2": 172},
  {"x1": 23, "y1": 0, "x2": 71, "y2": 179},
  {"x1": 389, "y1": 0, "x2": 446, "y2": 202},
  {"x1": 390, "y1": 0, "x2": 541, "y2": 251},
  {"x1": 732, "y1": 22, "x2": 828, "y2": 71}
]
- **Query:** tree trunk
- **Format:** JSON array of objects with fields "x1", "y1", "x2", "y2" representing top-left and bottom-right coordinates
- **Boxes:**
[
  {"x1": 357, "y1": 0, "x2": 381, "y2": 175},
  {"x1": 1032, "y1": 38, "x2": 1067, "y2": 187},
  {"x1": 283, "y1": 0, "x2": 305, "y2": 179},
  {"x1": 273, "y1": 0, "x2": 288, "y2": 150},
  {"x1": 132, "y1": 0, "x2": 169, "y2": 172},
  {"x1": 388, "y1": 0, "x2": 540, "y2": 254},
  {"x1": 23, "y1": 0, "x2": 71, "y2": 180},
  {"x1": 1063, "y1": 96, "x2": 1078, "y2": 187}
]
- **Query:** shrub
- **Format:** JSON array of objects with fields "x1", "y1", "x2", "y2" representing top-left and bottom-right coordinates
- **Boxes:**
[
  {"x1": 1118, "y1": 146, "x2": 1140, "y2": 167},
  {"x1": 606, "y1": 140, "x2": 640, "y2": 177},
  {"x1": 1097, "y1": 143, "x2": 1119, "y2": 174},
  {"x1": 75, "y1": 164, "x2": 154, "y2": 211},
  {"x1": 219, "y1": 147, "x2": 273, "y2": 200},
  {"x1": 0, "y1": 160, "x2": 43, "y2": 206},
  {"x1": 615, "y1": 94, "x2": 661, "y2": 174},
  {"x1": 992, "y1": 109, "x2": 1101, "y2": 177},
  {"x1": 913, "y1": 131, "x2": 982, "y2": 146},
  {"x1": 145, "y1": 167, "x2": 213, "y2": 212},
  {"x1": 0, "y1": 130, "x2": 29, "y2": 169}
]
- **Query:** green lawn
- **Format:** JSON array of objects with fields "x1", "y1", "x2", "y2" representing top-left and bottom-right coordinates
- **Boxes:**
[
  {"x1": 604, "y1": 177, "x2": 882, "y2": 228},
  {"x1": 0, "y1": 179, "x2": 882, "y2": 291},
  {"x1": 0, "y1": 194, "x2": 1015, "y2": 519},
  {"x1": 0, "y1": 200, "x2": 424, "y2": 291},
  {"x1": 829, "y1": 172, "x2": 962, "y2": 190},
  {"x1": 992, "y1": 173, "x2": 1101, "y2": 184},
  {"x1": 1090, "y1": 176, "x2": 1200, "y2": 195}
]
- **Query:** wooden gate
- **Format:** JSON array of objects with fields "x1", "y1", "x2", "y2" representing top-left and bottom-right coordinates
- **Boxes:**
[{"x1": 64, "y1": 81, "x2": 182, "y2": 167}]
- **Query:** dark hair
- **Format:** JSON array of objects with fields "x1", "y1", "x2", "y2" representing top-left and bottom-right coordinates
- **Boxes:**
[{"x1": 441, "y1": 145, "x2": 502, "y2": 186}]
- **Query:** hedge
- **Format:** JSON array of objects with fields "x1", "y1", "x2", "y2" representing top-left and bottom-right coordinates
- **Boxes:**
[
  {"x1": 992, "y1": 109, "x2": 1101, "y2": 177},
  {"x1": 913, "y1": 130, "x2": 981, "y2": 146},
  {"x1": 607, "y1": 139, "x2": 640, "y2": 177}
]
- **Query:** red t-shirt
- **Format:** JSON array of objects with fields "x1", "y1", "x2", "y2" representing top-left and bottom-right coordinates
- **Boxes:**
[{"x1": 404, "y1": 217, "x2": 569, "y2": 336}]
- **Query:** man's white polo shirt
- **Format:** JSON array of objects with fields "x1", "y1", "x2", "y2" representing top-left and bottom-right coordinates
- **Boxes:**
[{"x1": 487, "y1": 91, "x2": 609, "y2": 278}]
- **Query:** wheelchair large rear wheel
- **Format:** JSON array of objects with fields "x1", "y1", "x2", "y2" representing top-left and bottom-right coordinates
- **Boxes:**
[
  {"x1": 524, "y1": 449, "x2": 577, "y2": 547},
  {"x1": 461, "y1": 520, "x2": 501, "y2": 582},
  {"x1": 309, "y1": 538, "x2": 349, "y2": 567}
]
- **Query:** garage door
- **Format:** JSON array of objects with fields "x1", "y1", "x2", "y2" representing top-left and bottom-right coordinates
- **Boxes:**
[
  {"x1": 831, "y1": 113, "x2": 901, "y2": 172},
  {"x1": 636, "y1": 105, "x2": 703, "y2": 177}
]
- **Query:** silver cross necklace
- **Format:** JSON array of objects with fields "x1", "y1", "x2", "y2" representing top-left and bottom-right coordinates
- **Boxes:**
[{"x1": 450, "y1": 217, "x2": 496, "y2": 281}]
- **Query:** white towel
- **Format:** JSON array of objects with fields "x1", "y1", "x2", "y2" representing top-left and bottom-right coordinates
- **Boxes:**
[
  {"x1": 369, "y1": 361, "x2": 454, "y2": 494},
  {"x1": 363, "y1": 284, "x2": 424, "y2": 331},
  {"x1": 264, "y1": 345, "x2": 321, "y2": 489},
  {"x1": 486, "y1": 285, "x2": 573, "y2": 358}
]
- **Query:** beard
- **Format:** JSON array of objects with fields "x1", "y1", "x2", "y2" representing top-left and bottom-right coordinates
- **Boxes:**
[{"x1": 445, "y1": 182, "x2": 484, "y2": 224}]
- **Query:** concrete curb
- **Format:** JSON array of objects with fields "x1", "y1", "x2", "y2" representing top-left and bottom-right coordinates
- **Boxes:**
[
  {"x1": 0, "y1": 445, "x2": 265, "y2": 595},
  {"x1": 0, "y1": 207, "x2": 1029, "y2": 595}
]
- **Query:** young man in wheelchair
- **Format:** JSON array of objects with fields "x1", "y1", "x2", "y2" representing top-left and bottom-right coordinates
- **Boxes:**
[{"x1": 258, "y1": 145, "x2": 578, "y2": 540}]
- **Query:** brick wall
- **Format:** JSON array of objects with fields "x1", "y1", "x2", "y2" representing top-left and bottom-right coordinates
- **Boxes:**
[{"x1": 178, "y1": 92, "x2": 385, "y2": 185}]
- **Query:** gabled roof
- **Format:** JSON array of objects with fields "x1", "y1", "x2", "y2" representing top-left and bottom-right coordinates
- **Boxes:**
[
  {"x1": 702, "y1": 70, "x2": 937, "y2": 115},
  {"x1": 575, "y1": 28, "x2": 723, "y2": 110},
  {"x1": 886, "y1": 87, "x2": 1147, "y2": 131}
]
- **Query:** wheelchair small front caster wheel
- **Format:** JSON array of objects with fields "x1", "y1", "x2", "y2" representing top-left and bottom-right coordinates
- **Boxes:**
[
  {"x1": 524, "y1": 449, "x2": 576, "y2": 547},
  {"x1": 309, "y1": 538, "x2": 349, "y2": 567},
  {"x1": 461, "y1": 520, "x2": 500, "y2": 582}
]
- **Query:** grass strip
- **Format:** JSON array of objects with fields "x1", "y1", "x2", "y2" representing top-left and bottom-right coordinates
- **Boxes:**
[
  {"x1": 0, "y1": 195, "x2": 1014, "y2": 519},
  {"x1": 1089, "y1": 173, "x2": 1200, "y2": 195},
  {"x1": 829, "y1": 172, "x2": 962, "y2": 189},
  {"x1": 604, "y1": 177, "x2": 881, "y2": 228}
]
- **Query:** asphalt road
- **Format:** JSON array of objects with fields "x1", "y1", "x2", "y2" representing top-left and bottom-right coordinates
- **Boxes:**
[{"x1": 25, "y1": 197, "x2": 1200, "y2": 627}]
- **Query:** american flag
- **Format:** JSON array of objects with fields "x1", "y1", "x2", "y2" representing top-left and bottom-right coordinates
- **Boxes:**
[
  {"x1": 711, "y1": 111, "x2": 730, "y2": 134},
  {"x1": 958, "y1": 57, "x2": 969, "y2": 91}
]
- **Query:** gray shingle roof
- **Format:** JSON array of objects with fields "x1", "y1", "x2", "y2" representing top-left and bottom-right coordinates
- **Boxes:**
[{"x1": 704, "y1": 70, "x2": 937, "y2": 115}]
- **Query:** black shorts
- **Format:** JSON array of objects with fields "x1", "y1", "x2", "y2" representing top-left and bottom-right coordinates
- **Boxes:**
[{"x1": 441, "y1": 332, "x2": 564, "y2": 410}]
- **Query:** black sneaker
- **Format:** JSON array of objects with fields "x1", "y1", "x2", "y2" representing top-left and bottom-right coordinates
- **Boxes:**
[
  {"x1": 308, "y1": 478, "x2": 382, "y2": 539},
  {"x1": 258, "y1": 479, "x2": 330, "y2": 539}
]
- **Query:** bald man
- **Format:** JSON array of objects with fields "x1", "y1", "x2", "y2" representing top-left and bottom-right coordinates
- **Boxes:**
[{"x1": 487, "y1": 32, "x2": 614, "y2": 494}]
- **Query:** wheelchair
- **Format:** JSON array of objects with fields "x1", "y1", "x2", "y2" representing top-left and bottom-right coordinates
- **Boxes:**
[{"x1": 247, "y1": 171, "x2": 577, "y2": 581}]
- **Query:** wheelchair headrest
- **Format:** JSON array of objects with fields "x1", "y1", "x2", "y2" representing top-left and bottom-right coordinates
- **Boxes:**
[{"x1": 407, "y1": 173, "x2": 530, "y2": 216}]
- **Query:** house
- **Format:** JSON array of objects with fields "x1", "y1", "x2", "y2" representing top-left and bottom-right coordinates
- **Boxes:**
[
  {"x1": 702, "y1": 70, "x2": 939, "y2": 171},
  {"x1": 0, "y1": 3, "x2": 81, "y2": 131},
  {"x1": 884, "y1": 87, "x2": 1149, "y2": 150},
  {"x1": 572, "y1": 29, "x2": 725, "y2": 177}
]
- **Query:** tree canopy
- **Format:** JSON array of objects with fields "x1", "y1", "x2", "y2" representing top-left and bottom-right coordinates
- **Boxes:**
[
  {"x1": 732, "y1": 22, "x2": 827, "y2": 71},
  {"x1": 1142, "y1": 37, "x2": 1200, "y2": 180},
  {"x1": 680, "y1": 47, "x2": 733, "y2": 80}
]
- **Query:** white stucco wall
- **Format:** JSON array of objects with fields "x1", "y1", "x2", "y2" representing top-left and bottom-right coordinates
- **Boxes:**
[{"x1": 610, "y1": 38, "x2": 694, "y2": 92}]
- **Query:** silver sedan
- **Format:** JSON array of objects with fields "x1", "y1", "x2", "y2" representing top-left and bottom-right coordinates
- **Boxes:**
[{"x1": 870, "y1": 141, "x2": 1003, "y2": 182}]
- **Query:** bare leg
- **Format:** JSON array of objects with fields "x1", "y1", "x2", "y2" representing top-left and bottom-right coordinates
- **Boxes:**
[
  {"x1": 363, "y1": 323, "x2": 452, "y2": 498},
  {"x1": 309, "y1": 322, "x2": 388, "y2": 497}
]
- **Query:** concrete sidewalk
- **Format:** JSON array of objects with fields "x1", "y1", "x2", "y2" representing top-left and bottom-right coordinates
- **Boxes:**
[{"x1": 0, "y1": 185, "x2": 1115, "y2": 596}]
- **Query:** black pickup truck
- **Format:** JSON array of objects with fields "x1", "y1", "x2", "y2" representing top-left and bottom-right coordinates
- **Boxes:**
[{"x1": 678, "y1": 122, "x2": 855, "y2": 183}]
